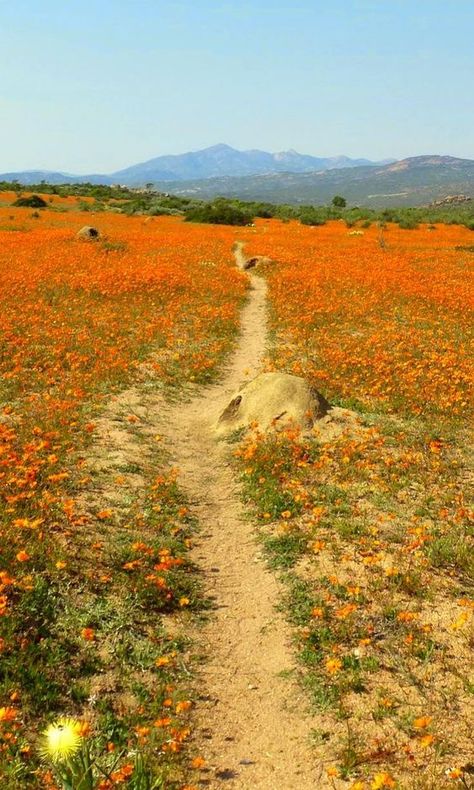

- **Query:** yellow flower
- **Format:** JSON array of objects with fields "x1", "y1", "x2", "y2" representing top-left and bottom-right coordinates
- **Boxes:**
[
  {"x1": 40, "y1": 718, "x2": 83, "y2": 764},
  {"x1": 371, "y1": 773, "x2": 396, "y2": 789}
]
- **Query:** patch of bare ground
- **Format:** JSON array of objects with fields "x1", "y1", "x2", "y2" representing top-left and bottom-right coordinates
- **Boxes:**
[
  {"x1": 159, "y1": 271, "x2": 326, "y2": 789},
  {"x1": 73, "y1": 258, "x2": 326, "y2": 787}
]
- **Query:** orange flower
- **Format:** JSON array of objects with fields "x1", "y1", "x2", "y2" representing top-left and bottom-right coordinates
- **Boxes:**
[
  {"x1": 81, "y1": 627, "x2": 96, "y2": 641},
  {"x1": 335, "y1": 603, "x2": 357, "y2": 619},
  {"x1": 371, "y1": 773, "x2": 396, "y2": 789},
  {"x1": 397, "y1": 611, "x2": 418, "y2": 623},
  {"x1": 413, "y1": 715, "x2": 432, "y2": 729},
  {"x1": 16, "y1": 550, "x2": 30, "y2": 562},
  {"x1": 191, "y1": 757, "x2": 206, "y2": 769},
  {"x1": 175, "y1": 700, "x2": 192, "y2": 713},
  {"x1": 96, "y1": 509, "x2": 113, "y2": 520},
  {"x1": 153, "y1": 717, "x2": 171, "y2": 728},
  {"x1": 445, "y1": 768, "x2": 463, "y2": 779},
  {"x1": 325, "y1": 657, "x2": 343, "y2": 674},
  {"x1": 0, "y1": 707, "x2": 17, "y2": 722},
  {"x1": 418, "y1": 734, "x2": 435, "y2": 748}
]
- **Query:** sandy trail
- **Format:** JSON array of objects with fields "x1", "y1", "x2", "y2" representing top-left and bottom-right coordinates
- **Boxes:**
[{"x1": 161, "y1": 265, "x2": 322, "y2": 789}]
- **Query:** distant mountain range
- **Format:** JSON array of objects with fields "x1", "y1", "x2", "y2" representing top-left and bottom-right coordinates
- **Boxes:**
[
  {"x1": 159, "y1": 155, "x2": 474, "y2": 208},
  {"x1": 0, "y1": 143, "x2": 392, "y2": 187},
  {"x1": 1, "y1": 146, "x2": 473, "y2": 207}
]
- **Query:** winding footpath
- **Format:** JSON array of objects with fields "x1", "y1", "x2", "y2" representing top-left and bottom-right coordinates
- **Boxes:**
[{"x1": 161, "y1": 256, "x2": 322, "y2": 788}]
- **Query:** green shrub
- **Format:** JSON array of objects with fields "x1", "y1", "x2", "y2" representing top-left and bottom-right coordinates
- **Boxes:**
[
  {"x1": 13, "y1": 194, "x2": 47, "y2": 208},
  {"x1": 332, "y1": 195, "x2": 347, "y2": 208},
  {"x1": 299, "y1": 210, "x2": 326, "y2": 226},
  {"x1": 398, "y1": 218, "x2": 419, "y2": 230},
  {"x1": 185, "y1": 202, "x2": 253, "y2": 226}
]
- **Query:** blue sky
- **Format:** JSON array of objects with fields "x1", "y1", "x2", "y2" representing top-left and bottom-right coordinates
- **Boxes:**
[{"x1": 1, "y1": 0, "x2": 473, "y2": 172}]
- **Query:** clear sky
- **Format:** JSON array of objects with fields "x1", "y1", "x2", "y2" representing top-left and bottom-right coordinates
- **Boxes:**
[{"x1": 1, "y1": 0, "x2": 473, "y2": 173}]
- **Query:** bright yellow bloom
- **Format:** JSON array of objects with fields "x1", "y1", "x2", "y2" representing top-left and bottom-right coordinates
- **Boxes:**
[
  {"x1": 371, "y1": 773, "x2": 396, "y2": 789},
  {"x1": 40, "y1": 718, "x2": 84, "y2": 764}
]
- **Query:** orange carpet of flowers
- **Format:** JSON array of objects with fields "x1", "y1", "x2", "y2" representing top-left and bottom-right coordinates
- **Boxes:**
[
  {"x1": 1, "y1": 212, "x2": 245, "y2": 555},
  {"x1": 243, "y1": 220, "x2": 473, "y2": 418},
  {"x1": 1, "y1": 205, "x2": 473, "y2": 787},
  {"x1": 238, "y1": 218, "x2": 473, "y2": 788},
  {"x1": 0, "y1": 206, "x2": 245, "y2": 784}
]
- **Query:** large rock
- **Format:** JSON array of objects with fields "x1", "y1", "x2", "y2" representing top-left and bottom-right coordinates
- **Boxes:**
[
  {"x1": 232, "y1": 241, "x2": 273, "y2": 270},
  {"x1": 242, "y1": 255, "x2": 273, "y2": 271},
  {"x1": 76, "y1": 226, "x2": 101, "y2": 241},
  {"x1": 216, "y1": 372, "x2": 331, "y2": 435}
]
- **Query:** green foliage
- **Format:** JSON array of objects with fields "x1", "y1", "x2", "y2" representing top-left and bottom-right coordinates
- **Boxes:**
[
  {"x1": 13, "y1": 194, "x2": 47, "y2": 208},
  {"x1": 398, "y1": 218, "x2": 419, "y2": 230},
  {"x1": 185, "y1": 200, "x2": 254, "y2": 226},
  {"x1": 299, "y1": 210, "x2": 326, "y2": 226},
  {"x1": 2, "y1": 178, "x2": 474, "y2": 229}
]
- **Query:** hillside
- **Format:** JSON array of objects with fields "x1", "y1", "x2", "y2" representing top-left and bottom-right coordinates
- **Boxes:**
[
  {"x1": 0, "y1": 144, "x2": 389, "y2": 187},
  {"x1": 160, "y1": 155, "x2": 474, "y2": 207},
  {"x1": 111, "y1": 143, "x2": 387, "y2": 183}
]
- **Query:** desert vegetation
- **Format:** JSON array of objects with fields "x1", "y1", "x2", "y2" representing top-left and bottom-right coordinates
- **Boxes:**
[
  {"x1": 1, "y1": 181, "x2": 474, "y2": 229},
  {"x1": 0, "y1": 194, "x2": 472, "y2": 789}
]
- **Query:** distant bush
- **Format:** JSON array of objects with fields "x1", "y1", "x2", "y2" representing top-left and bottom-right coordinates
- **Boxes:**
[
  {"x1": 13, "y1": 194, "x2": 47, "y2": 208},
  {"x1": 300, "y1": 212, "x2": 326, "y2": 226},
  {"x1": 185, "y1": 202, "x2": 253, "y2": 226},
  {"x1": 147, "y1": 201, "x2": 182, "y2": 216},
  {"x1": 398, "y1": 218, "x2": 419, "y2": 230},
  {"x1": 332, "y1": 195, "x2": 347, "y2": 208}
]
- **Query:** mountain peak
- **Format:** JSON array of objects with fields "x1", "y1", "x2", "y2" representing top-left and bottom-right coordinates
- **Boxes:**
[
  {"x1": 0, "y1": 144, "x2": 405, "y2": 187},
  {"x1": 203, "y1": 143, "x2": 236, "y2": 153}
]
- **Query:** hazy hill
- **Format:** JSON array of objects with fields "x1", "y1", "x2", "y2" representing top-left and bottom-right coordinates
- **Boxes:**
[
  {"x1": 2, "y1": 150, "x2": 473, "y2": 208},
  {"x1": 0, "y1": 144, "x2": 389, "y2": 187},
  {"x1": 158, "y1": 155, "x2": 474, "y2": 207},
  {"x1": 0, "y1": 170, "x2": 114, "y2": 186},
  {"x1": 111, "y1": 143, "x2": 387, "y2": 183}
]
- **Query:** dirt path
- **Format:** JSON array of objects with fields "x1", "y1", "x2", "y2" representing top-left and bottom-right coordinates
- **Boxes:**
[{"x1": 162, "y1": 267, "x2": 322, "y2": 788}]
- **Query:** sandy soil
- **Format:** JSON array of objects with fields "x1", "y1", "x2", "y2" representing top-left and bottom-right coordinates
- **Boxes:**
[{"x1": 160, "y1": 269, "x2": 323, "y2": 788}]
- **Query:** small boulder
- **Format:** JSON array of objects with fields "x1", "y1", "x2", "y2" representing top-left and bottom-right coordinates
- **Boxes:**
[
  {"x1": 216, "y1": 372, "x2": 331, "y2": 436},
  {"x1": 76, "y1": 226, "x2": 101, "y2": 241},
  {"x1": 233, "y1": 241, "x2": 273, "y2": 271},
  {"x1": 243, "y1": 255, "x2": 273, "y2": 270}
]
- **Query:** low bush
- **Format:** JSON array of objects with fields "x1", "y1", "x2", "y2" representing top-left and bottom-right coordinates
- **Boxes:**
[
  {"x1": 300, "y1": 212, "x2": 326, "y2": 226},
  {"x1": 185, "y1": 202, "x2": 254, "y2": 226},
  {"x1": 13, "y1": 194, "x2": 47, "y2": 208}
]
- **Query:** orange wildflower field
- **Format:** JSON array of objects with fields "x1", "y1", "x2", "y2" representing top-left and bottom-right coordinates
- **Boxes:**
[
  {"x1": 0, "y1": 201, "x2": 473, "y2": 789},
  {"x1": 0, "y1": 204, "x2": 246, "y2": 787},
  {"x1": 238, "y1": 219, "x2": 474, "y2": 788},
  {"x1": 243, "y1": 219, "x2": 473, "y2": 418}
]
